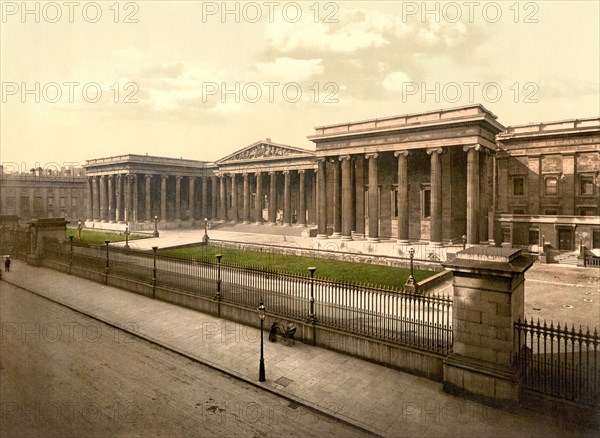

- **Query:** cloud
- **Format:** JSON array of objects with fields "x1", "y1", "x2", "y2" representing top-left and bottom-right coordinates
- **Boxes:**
[
  {"x1": 382, "y1": 71, "x2": 412, "y2": 92},
  {"x1": 255, "y1": 57, "x2": 324, "y2": 82}
]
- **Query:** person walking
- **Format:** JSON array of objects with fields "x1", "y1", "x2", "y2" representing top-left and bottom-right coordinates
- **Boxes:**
[{"x1": 4, "y1": 256, "x2": 10, "y2": 272}]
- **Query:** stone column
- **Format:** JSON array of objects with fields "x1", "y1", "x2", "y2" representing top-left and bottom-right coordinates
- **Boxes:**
[
  {"x1": 202, "y1": 176, "x2": 209, "y2": 220},
  {"x1": 268, "y1": 171, "x2": 277, "y2": 225},
  {"x1": 86, "y1": 177, "x2": 93, "y2": 221},
  {"x1": 29, "y1": 188, "x2": 35, "y2": 219},
  {"x1": 243, "y1": 173, "x2": 250, "y2": 224},
  {"x1": 366, "y1": 153, "x2": 379, "y2": 242},
  {"x1": 464, "y1": 145, "x2": 480, "y2": 244},
  {"x1": 211, "y1": 176, "x2": 218, "y2": 219},
  {"x1": 298, "y1": 170, "x2": 306, "y2": 227},
  {"x1": 115, "y1": 175, "x2": 122, "y2": 223},
  {"x1": 254, "y1": 172, "x2": 263, "y2": 224},
  {"x1": 316, "y1": 158, "x2": 328, "y2": 239},
  {"x1": 282, "y1": 171, "x2": 291, "y2": 226},
  {"x1": 562, "y1": 152, "x2": 575, "y2": 215},
  {"x1": 188, "y1": 177, "x2": 196, "y2": 221},
  {"x1": 230, "y1": 174, "x2": 238, "y2": 223},
  {"x1": 107, "y1": 175, "x2": 114, "y2": 222},
  {"x1": 132, "y1": 174, "x2": 138, "y2": 223},
  {"x1": 354, "y1": 156, "x2": 365, "y2": 238},
  {"x1": 92, "y1": 177, "x2": 100, "y2": 221},
  {"x1": 99, "y1": 175, "x2": 107, "y2": 222},
  {"x1": 395, "y1": 151, "x2": 410, "y2": 242},
  {"x1": 332, "y1": 158, "x2": 342, "y2": 238},
  {"x1": 160, "y1": 175, "x2": 167, "y2": 222},
  {"x1": 219, "y1": 175, "x2": 227, "y2": 220},
  {"x1": 527, "y1": 155, "x2": 540, "y2": 215},
  {"x1": 145, "y1": 175, "x2": 152, "y2": 222},
  {"x1": 308, "y1": 170, "x2": 317, "y2": 225},
  {"x1": 340, "y1": 155, "x2": 352, "y2": 240},
  {"x1": 124, "y1": 174, "x2": 132, "y2": 224},
  {"x1": 442, "y1": 247, "x2": 535, "y2": 409},
  {"x1": 428, "y1": 148, "x2": 443, "y2": 245},
  {"x1": 175, "y1": 176, "x2": 182, "y2": 222}
]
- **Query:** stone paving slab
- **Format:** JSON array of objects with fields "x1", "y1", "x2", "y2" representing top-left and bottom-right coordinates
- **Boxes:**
[{"x1": 1, "y1": 261, "x2": 597, "y2": 437}]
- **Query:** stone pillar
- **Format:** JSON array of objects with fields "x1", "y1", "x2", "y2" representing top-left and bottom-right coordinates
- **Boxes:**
[
  {"x1": 442, "y1": 247, "x2": 535, "y2": 409},
  {"x1": 145, "y1": 175, "x2": 152, "y2": 222},
  {"x1": 395, "y1": 151, "x2": 410, "y2": 242},
  {"x1": 527, "y1": 155, "x2": 540, "y2": 215},
  {"x1": 428, "y1": 148, "x2": 443, "y2": 245},
  {"x1": 562, "y1": 152, "x2": 575, "y2": 215},
  {"x1": 115, "y1": 175, "x2": 122, "y2": 223},
  {"x1": 464, "y1": 145, "x2": 480, "y2": 245},
  {"x1": 99, "y1": 175, "x2": 107, "y2": 222},
  {"x1": 316, "y1": 159, "x2": 327, "y2": 238},
  {"x1": 340, "y1": 155, "x2": 352, "y2": 240},
  {"x1": 332, "y1": 158, "x2": 342, "y2": 238},
  {"x1": 219, "y1": 175, "x2": 227, "y2": 220},
  {"x1": 230, "y1": 174, "x2": 238, "y2": 223},
  {"x1": 160, "y1": 175, "x2": 167, "y2": 222},
  {"x1": 202, "y1": 176, "x2": 209, "y2": 220},
  {"x1": 269, "y1": 171, "x2": 277, "y2": 225},
  {"x1": 308, "y1": 170, "x2": 317, "y2": 225},
  {"x1": 298, "y1": 170, "x2": 306, "y2": 227},
  {"x1": 92, "y1": 177, "x2": 100, "y2": 221},
  {"x1": 211, "y1": 176, "x2": 218, "y2": 219},
  {"x1": 107, "y1": 175, "x2": 114, "y2": 222},
  {"x1": 124, "y1": 174, "x2": 131, "y2": 224},
  {"x1": 175, "y1": 176, "x2": 182, "y2": 222},
  {"x1": 283, "y1": 170, "x2": 291, "y2": 226},
  {"x1": 86, "y1": 177, "x2": 93, "y2": 221},
  {"x1": 132, "y1": 174, "x2": 138, "y2": 223},
  {"x1": 254, "y1": 172, "x2": 263, "y2": 224},
  {"x1": 188, "y1": 177, "x2": 196, "y2": 221},
  {"x1": 366, "y1": 153, "x2": 379, "y2": 242},
  {"x1": 243, "y1": 173, "x2": 250, "y2": 224},
  {"x1": 354, "y1": 156, "x2": 365, "y2": 238}
]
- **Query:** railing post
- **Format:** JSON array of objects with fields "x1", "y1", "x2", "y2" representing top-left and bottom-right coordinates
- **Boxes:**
[
  {"x1": 104, "y1": 240, "x2": 110, "y2": 284},
  {"x1": 215, "y1": 254, "x2": 223, "y2": 317},
  {"x1": 68, "y1": 235, "x2": 74, "y2": 275},
  {"x1": 151, "y1": 246, "x2": 158, "y2": 299}
]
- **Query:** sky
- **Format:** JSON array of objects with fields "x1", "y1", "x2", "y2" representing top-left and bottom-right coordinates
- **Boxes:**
[{"x1": 1, "y1": 0, "x2": 599, "y2": 172}]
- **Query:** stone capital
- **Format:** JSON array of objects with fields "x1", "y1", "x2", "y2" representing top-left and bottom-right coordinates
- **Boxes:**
[
  {"x1": 282, "y1": 170, "x2": 290, "y2": 175},
  {"x1": 317, "y1": 157, "x2": 328, "y2": 163},
  {"x1": 297, "y1": 169, "x2": 305, "y2": 174},
  {"x1": 338, "y1": 155, "x2": 351, "y2": 161},
  {"x1": 161, "y1": 175, "x2": 169, "y2": 181},
  {"x1": 394, "y1": 150, "x2": 410, "y2": 158},
  {"x1": 365, "y1": 153, "x2": 379, "y2": 160},
  {"x1": 145, "y1": 174, "x2": 152, "y2": 181},
  {"x1": 426, "y1": 148, "x2": 444, "y2": 156},
  {"x1": 462, "y1": 144, "x2": 481, "y2": 153}
]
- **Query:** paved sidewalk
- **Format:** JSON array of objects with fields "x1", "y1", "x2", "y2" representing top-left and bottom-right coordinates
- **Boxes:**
[{"x1": 1, "y1": 261, "x2": 596, "y2": 437}]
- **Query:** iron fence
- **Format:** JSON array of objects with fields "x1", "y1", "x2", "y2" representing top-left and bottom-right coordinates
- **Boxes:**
[
  {"x1": 515, "y1": 318, "x2": 600, "y2": 406},
  {"x1": 42, "y1": 239, "x2": 453, "y2": 355}
]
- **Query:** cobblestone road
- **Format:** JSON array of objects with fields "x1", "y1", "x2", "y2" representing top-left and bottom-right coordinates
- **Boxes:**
[{"x1": 0, "y1": 282, "x2": 370, "y2": 438}]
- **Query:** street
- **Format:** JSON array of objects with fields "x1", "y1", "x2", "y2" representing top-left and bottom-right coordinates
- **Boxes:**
[{"x1": 0, "y1": 282, "x2": 369, "y2": 437}]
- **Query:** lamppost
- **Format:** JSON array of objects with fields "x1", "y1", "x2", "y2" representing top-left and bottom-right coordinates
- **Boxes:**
[
  {"x1": 307, "y1": 267, "x2": 317, "y2": 323},
  {"x1": 404, "y1": 247, "x2": 418, "y2": 293},
  {"x1": 203, "y1": 217, "x2": 209, "y2": 244},
  {"x1": 462, "y1": 234, "x2": 467, "y2": 250},
  {"x1": 68, "y1": 235, "x2": 74, "y2": 274},
  {"x1": 104, "y1": 240, "x2": 110, "y2": 283},
  {"x1": 124, "y1": 222, "x2": 130, "y2": 249},
  {"x1": 77, "y1": 220, "x2": 82, "y2": 240},
  {"x1": 215, "y1": 254, "x2": 223, "y2": 301},
  {"x1": 151, "y1": 246, "x2": 158, "y2": 298},
  {"x1": 257, "y1": 301, "x2": 266, "y2": 382},
  {"x1": 153, "y1": 215, "x2": 160, "y2": 238}
]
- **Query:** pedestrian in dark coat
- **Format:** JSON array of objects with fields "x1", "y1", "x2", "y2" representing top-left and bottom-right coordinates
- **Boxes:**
[{"x1": 4, "y1": 256, "x2": 10, "y2": 272}]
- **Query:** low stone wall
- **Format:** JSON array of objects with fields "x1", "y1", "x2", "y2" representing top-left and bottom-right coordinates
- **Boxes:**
[{"x1": 41, "y1": 258, "x2": 445, "y2": 381}]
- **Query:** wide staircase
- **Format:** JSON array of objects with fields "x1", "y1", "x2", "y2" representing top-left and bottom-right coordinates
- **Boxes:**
[
  {"x1": 211, "y1": 221, "x2": 316, "y2": 237},
  {"x1": 553, "y1": 250, "x2": 580, "y2": 266}
]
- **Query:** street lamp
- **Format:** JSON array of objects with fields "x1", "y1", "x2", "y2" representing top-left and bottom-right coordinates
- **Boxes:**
[
  {"x1": 257, "y1": 301, "x2": 266, "y2": 382},
  {"x1": 77, "y1": 220, "x2": 82, "y2": 240},
  {"x1": 104, "y1": 240, "x2": 110, "y2": 283},
  {"x1": 203, "y1": 217, "x2": 209, "y2": 244},
  {"x1": 405, "y1": 247, "x2": 418, "y2": 293},
  {"x1": 153, "y1": 215, "x2": 160, "y2": 238},
  {"x1": 124, "y1": 222, "x2": 130, "y2": 249},
  {"x1": 462, "y1": 234, "x2": 467, "y2": 250},
  {"x1": 215, "y1": 254, "x2": 223, "y2": 301},
  {"x1": 151, "y1": 246, "x2": 158, "y2": 298},
  {"x1": 307, "y1": 267, "x2": 317, "y2": 323},
  {"x1": 68, "y1": 235, "x2": 74, "y2": 274}
]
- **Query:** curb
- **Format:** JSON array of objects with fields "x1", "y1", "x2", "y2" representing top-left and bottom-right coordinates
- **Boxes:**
[{"x1": 2, "y1": 277, "x2": 383, "y2": 437}]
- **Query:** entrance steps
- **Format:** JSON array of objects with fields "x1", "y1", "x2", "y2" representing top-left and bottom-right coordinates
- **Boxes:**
[
  {"x1": 211, "y1": 221, "x2": 317, "y2": 237},
  {"x1": 553, "y1": 250, "x2": 580, "y2": 266}
]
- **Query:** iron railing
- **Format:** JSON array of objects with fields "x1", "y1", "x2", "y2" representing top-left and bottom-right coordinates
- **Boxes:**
[
  {"x1": 43, "y1": 239, "x2": 453, "y2": 355},
  {"x1": 515, "y1": 318, "x2": 600, "y2": 406}
]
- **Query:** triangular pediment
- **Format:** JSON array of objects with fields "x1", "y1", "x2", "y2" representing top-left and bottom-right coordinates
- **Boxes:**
[{"x1": 217, "y1": 140, "x2": 312, "y2": 164}]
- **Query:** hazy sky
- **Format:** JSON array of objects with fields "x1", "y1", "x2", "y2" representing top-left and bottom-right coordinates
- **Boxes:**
[{"x1": 1, "y1": 1, "x2": 598, "y2": 171}]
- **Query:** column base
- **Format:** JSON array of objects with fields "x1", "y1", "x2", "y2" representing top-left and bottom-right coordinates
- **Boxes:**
[
  {"x1": 341, "y1": 235, "x2": 352, "y2": 241},
  {"x1": 331, "y1": 232, "x2": 342, "y2": 238},
  {"x1": 430, "y1": 241, "x2": 444, "y2": 247},
  {"x1": 397, "y1": 239, "x2": 410, "y2": 243},
  {"x1": 255, "y1": 221, "x2": 263, "y2": 225},
  {"x1": 243, "y1": 220, "x2": 251, "y2": 224},
  {"x1": 269, "y1": 221, "x2": 277, "y2": 226},
  {"x1": 316, "y1": 234, "x2": 328, "y2": 239},
  {"x1": 298, "y1": 223, "x2": 307, "y2": 227},
  {"x1": 367, "y1": 237, "x2": 380, "y2": 243},
  {"x1": 283, "y1": 223, "x2": 291, "y2": 227}
]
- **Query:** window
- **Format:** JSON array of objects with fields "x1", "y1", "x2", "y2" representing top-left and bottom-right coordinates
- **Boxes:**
[
  {"x1": 422, "y1": 188, "x2": 431, "y2": 219},
  {"x1": 593, "y1": 230, "x2": 600, "y2": 249},
  {"x1": 513, "y1": 209, "x2": 525, "y2": 214},
  {"x1": 21, "y1": 197, "x2": 29, "y2": 211},
  {"x1": 6, "y1": 197, "x2": 15, "y2": 208},
  {"x1": 545, "y1": 209, "x2": 558, "y2": 215},
  {"x1": 391, "y1": 188, "x2": 398, "y2": 218},
  {"x1": 60, "y1": 197, "x2": 67, "y2": 208},
  {"x1": 513, "y1": 177, "x2": 524, "y2": 196},
  {"x1": 528, "y1": 228, "x2": 539, "y2": 245},
  {"x1": 72, "y1": 197, "x2": 78, "y2": 207},
  {"x1": 579, "y1": 208, "x2": 596, "y2": 216},
  {"x1": 580, "y1": 175, "x2": 595, "y2": 195},
  {"x1": 545, "y1": 177, "x2": 558, "y2": 195},
  {"x1": 502, "y1": 227, "x2": 511, "y2": 243},
  {"x1": 48, "y1": 197, "x2": 54, "y2": 208}
]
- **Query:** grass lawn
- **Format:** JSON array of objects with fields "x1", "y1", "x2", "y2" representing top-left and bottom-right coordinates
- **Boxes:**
[
  {"x1": 65, "y1": 229, "x2": 148, "y2": 245},
  {"x1": 159, "y1": 245, "x2": 435, "y2": 290}
]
